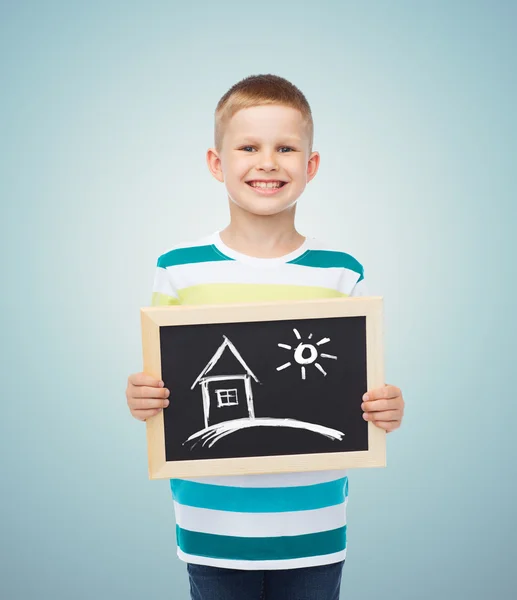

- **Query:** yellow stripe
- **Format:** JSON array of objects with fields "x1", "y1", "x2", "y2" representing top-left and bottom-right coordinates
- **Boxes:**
[
  {"x1": 177, "y1": 284, "x2": 348, "y2": 305},
  {"x1": 151, "y1": 292, "x2": 181, "y2": 306}
]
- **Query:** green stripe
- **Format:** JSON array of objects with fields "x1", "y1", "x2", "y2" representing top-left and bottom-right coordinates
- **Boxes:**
[
  {"x1": 176, "y1": 525, "x2": 347, "y2": 561},
  {"x1": 170, "y1": 477, "x2": 348, "y2": 512},
  {"x1": 157, "y1": 245, "x2": 233, "y2": 268},
  {"x1": 288, "y1": 250, "x2": 364, "y2": 281}
]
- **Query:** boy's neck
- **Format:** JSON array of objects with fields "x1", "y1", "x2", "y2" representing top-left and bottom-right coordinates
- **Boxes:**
[{"x1": 219, "y1": 206, "x2": 305, "y2": 259}]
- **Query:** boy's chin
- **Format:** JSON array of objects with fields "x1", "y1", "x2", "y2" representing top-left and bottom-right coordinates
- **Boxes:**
[{"x1": 228, "y1": 197, "x2": 298, "y2": 217}]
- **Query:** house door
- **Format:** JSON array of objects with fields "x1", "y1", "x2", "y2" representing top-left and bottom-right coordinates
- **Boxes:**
[{"x1": 207, "y1": 378, "x2": 250, "y2": 426}]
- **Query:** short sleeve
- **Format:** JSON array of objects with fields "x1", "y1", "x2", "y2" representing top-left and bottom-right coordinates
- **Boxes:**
[
  {"x1": 150, "y1": 265, "x2": 181, "y2": 306},
  {"x1": 350, "y1": 278, "x2": 369, "y2": 297}
]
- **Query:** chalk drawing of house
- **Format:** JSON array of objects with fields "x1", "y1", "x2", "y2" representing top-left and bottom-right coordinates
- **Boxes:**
[{"x1": 191, "y1": 336, "x2": 260, "y2": 429}]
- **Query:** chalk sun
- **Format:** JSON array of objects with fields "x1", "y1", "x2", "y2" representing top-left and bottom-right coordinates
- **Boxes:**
[{"x1": 276, "y1": 328, "x2": 338, "y2": 380}]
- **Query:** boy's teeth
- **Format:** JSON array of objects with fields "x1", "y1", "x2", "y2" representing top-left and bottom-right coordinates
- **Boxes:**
[{"x1": 250, "y1": 181, "x2": 283, "y2": 188}]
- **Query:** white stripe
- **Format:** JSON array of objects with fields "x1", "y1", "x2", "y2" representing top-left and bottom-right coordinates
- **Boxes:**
[
  {"x1": 177, "y1": 548, "x2": 347, "y2": 570},
  {"x1": 165, "y1": 261, "x2": 359, "y2": 291},
  {"x1": 152, "y1": 266, "x2": 179, "y2": 298},
  {"x1": 174, "y1": 503, "x2": 347, "y2": 537},
  {"x1": 182, "y1": 469, "x2": 347, "y2": 488}
]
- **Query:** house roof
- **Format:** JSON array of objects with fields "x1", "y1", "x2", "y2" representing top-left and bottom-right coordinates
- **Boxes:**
[{"x1": 190, "y1": 336, "x2": 260, "y2": 390}]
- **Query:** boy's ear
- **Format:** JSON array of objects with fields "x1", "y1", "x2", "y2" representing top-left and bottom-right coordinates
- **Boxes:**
[
  {"x1": 206, "y1": 148, "x2": 224, "y2": 182},
  {"x1": 306, "y1": 151, "x2": 320, "y2": 183}
]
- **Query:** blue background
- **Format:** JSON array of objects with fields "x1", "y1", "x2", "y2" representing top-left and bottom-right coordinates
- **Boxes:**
[{"x1": 1, "y1": 1, "x2": 516, "y2": 598}]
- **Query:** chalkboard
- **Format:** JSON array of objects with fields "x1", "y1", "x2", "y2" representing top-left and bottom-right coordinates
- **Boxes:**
[{"x1": 141, "y1": 297, "x2": 385, "y2": 479}]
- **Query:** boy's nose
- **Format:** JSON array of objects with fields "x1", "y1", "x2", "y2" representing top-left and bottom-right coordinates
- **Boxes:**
[{"x1": 257, "y1": 153, "x2": 278, "y2": 171}]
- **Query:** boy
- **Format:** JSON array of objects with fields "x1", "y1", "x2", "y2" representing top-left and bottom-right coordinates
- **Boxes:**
[{"x1": 126, "y1": 74, "x2": 405, "y2": 600}]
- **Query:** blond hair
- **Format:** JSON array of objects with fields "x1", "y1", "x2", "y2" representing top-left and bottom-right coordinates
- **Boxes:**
[{"x1": 214, "y1": 74, "x2": 313, "y2": 152}]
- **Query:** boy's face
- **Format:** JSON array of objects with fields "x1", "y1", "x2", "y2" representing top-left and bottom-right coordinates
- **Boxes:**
[{"x1": 207, "y1": 105, "x2": 319, "y2": 217}]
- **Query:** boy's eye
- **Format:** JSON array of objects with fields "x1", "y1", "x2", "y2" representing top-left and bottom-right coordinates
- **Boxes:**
[{"x1": 239, "y1": 146, "x2": 295, "y2": 153}]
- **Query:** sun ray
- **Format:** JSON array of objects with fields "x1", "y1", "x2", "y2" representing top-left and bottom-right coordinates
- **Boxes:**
[
  {"x1": 316, "y1": 337, "x2": 330, "y2": 346},
  {"x1": 293, "y1": 328, "x2": 301, "y2": 340},
  {"x1": 320, "y1": 353, "x2": 337, "y2": 360},
  {"x1": 315, "y1": 363, "x2": 327, "y2": 376},
  {"x1": 308, "y1": 333, "x2": 313, "y2": 339},
  {"x1": 278, "y1": 343, "x2": 292, "y2": 350},
  {"x1": 276, "y1": 362, "x2": 292, "y2": 371},
  {"x1": 301, "y1": 366, "x2": 306, "y2": 380}
]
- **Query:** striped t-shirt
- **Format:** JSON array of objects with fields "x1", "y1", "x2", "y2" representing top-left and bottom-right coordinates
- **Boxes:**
[{"x1": 151, "y1": 231, "x2": 367, "y2": 570}]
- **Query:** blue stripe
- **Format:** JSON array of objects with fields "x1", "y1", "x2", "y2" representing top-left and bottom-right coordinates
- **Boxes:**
[
  {"x1": 176, "y1": 525, "x2": 347, "y2": 561},
  {"x1": 157, "y1": 245, "x2": 233, "y2": 268},
  {"x1": 170, "y1": 477, "x2": 348, "y2": 513},
  {"x1": 288, "y1": 250, "x2": 364, "y2": 281}
]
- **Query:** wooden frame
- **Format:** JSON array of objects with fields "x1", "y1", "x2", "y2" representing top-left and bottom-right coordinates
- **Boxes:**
[{"x1": 141, "y1": 296, "x2": 385, "y2": 479}]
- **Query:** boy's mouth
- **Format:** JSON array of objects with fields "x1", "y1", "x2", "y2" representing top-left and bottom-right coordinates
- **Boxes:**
[{"x1": 246, "y1": 180, "x2": 287, "y2": 190}]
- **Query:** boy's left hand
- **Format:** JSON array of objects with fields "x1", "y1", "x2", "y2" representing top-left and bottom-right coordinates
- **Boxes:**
[{"x1": 361, "y1": 384, "x2": 405, "y2": 433}]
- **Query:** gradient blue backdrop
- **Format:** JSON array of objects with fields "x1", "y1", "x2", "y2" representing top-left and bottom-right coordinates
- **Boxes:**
[{"x1": 1, "y1": 1, "x2": 516, "y2": 599}]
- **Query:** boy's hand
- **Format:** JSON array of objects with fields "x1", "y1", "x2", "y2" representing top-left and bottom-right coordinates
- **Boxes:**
[
  {"x1": 126, "y1": 372, "x2": 170, "y2": 421},
  {"x1": 361, "y1": 384, "x2": 404, "y2": 432}
]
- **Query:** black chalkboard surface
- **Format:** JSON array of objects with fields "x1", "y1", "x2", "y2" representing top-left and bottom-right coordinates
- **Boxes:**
[{"x1": 141, "y1": 298, "x2": 385, "y2": 478}]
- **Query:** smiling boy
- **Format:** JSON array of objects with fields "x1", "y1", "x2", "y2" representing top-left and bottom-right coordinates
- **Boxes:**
[{"x1": 126, "y1": 74, "x2": 405, "y2": 600}]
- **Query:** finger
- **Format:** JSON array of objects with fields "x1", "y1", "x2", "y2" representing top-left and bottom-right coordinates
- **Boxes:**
[
  {"x1": 129, "y1": 372, "x2": 164, "y2": 388},
  {"x1": 132, "y1": 385, "x2": 170, "y2": 400},
  {"x1": 128, "y1": 396, "x2": 170, "y2": 410},
  {"x1": 131, "y1": 408, "x2": 164, "y2": 421},
  {"x1": 363, "y1": 410, "x2": 400, "y2": 421},
  {"x1": 361, "y1": 399, "x2": 394, "y2": 412},
  {"x1": 361, "y1": 398, "x2": 403, "y2": 412},
  {"x1": 362, "y1": 385, "x2": 400, "y2": 402}
]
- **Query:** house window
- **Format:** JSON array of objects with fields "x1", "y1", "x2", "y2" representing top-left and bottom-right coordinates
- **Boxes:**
[{"x1": 216, "y1": 388, "x2": 239, "y2": 407}]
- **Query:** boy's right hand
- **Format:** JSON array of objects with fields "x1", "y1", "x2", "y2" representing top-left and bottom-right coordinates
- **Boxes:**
[{"x1": 126, "y1": 373, "x2": 170, "y2": 421}]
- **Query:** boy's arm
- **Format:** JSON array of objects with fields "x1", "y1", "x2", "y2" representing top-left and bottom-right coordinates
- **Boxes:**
[
  {"x1": 350, "y1": 276, "x2": 405, "y2": 431},
  {"x1": 126, "y1": 264, "x2": 177, "y2": 421}
]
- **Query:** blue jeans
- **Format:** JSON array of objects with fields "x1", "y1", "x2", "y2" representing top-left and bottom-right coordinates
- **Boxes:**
[{"x1": 187, "y1": 560, "x2": 344, "y2": 600}]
